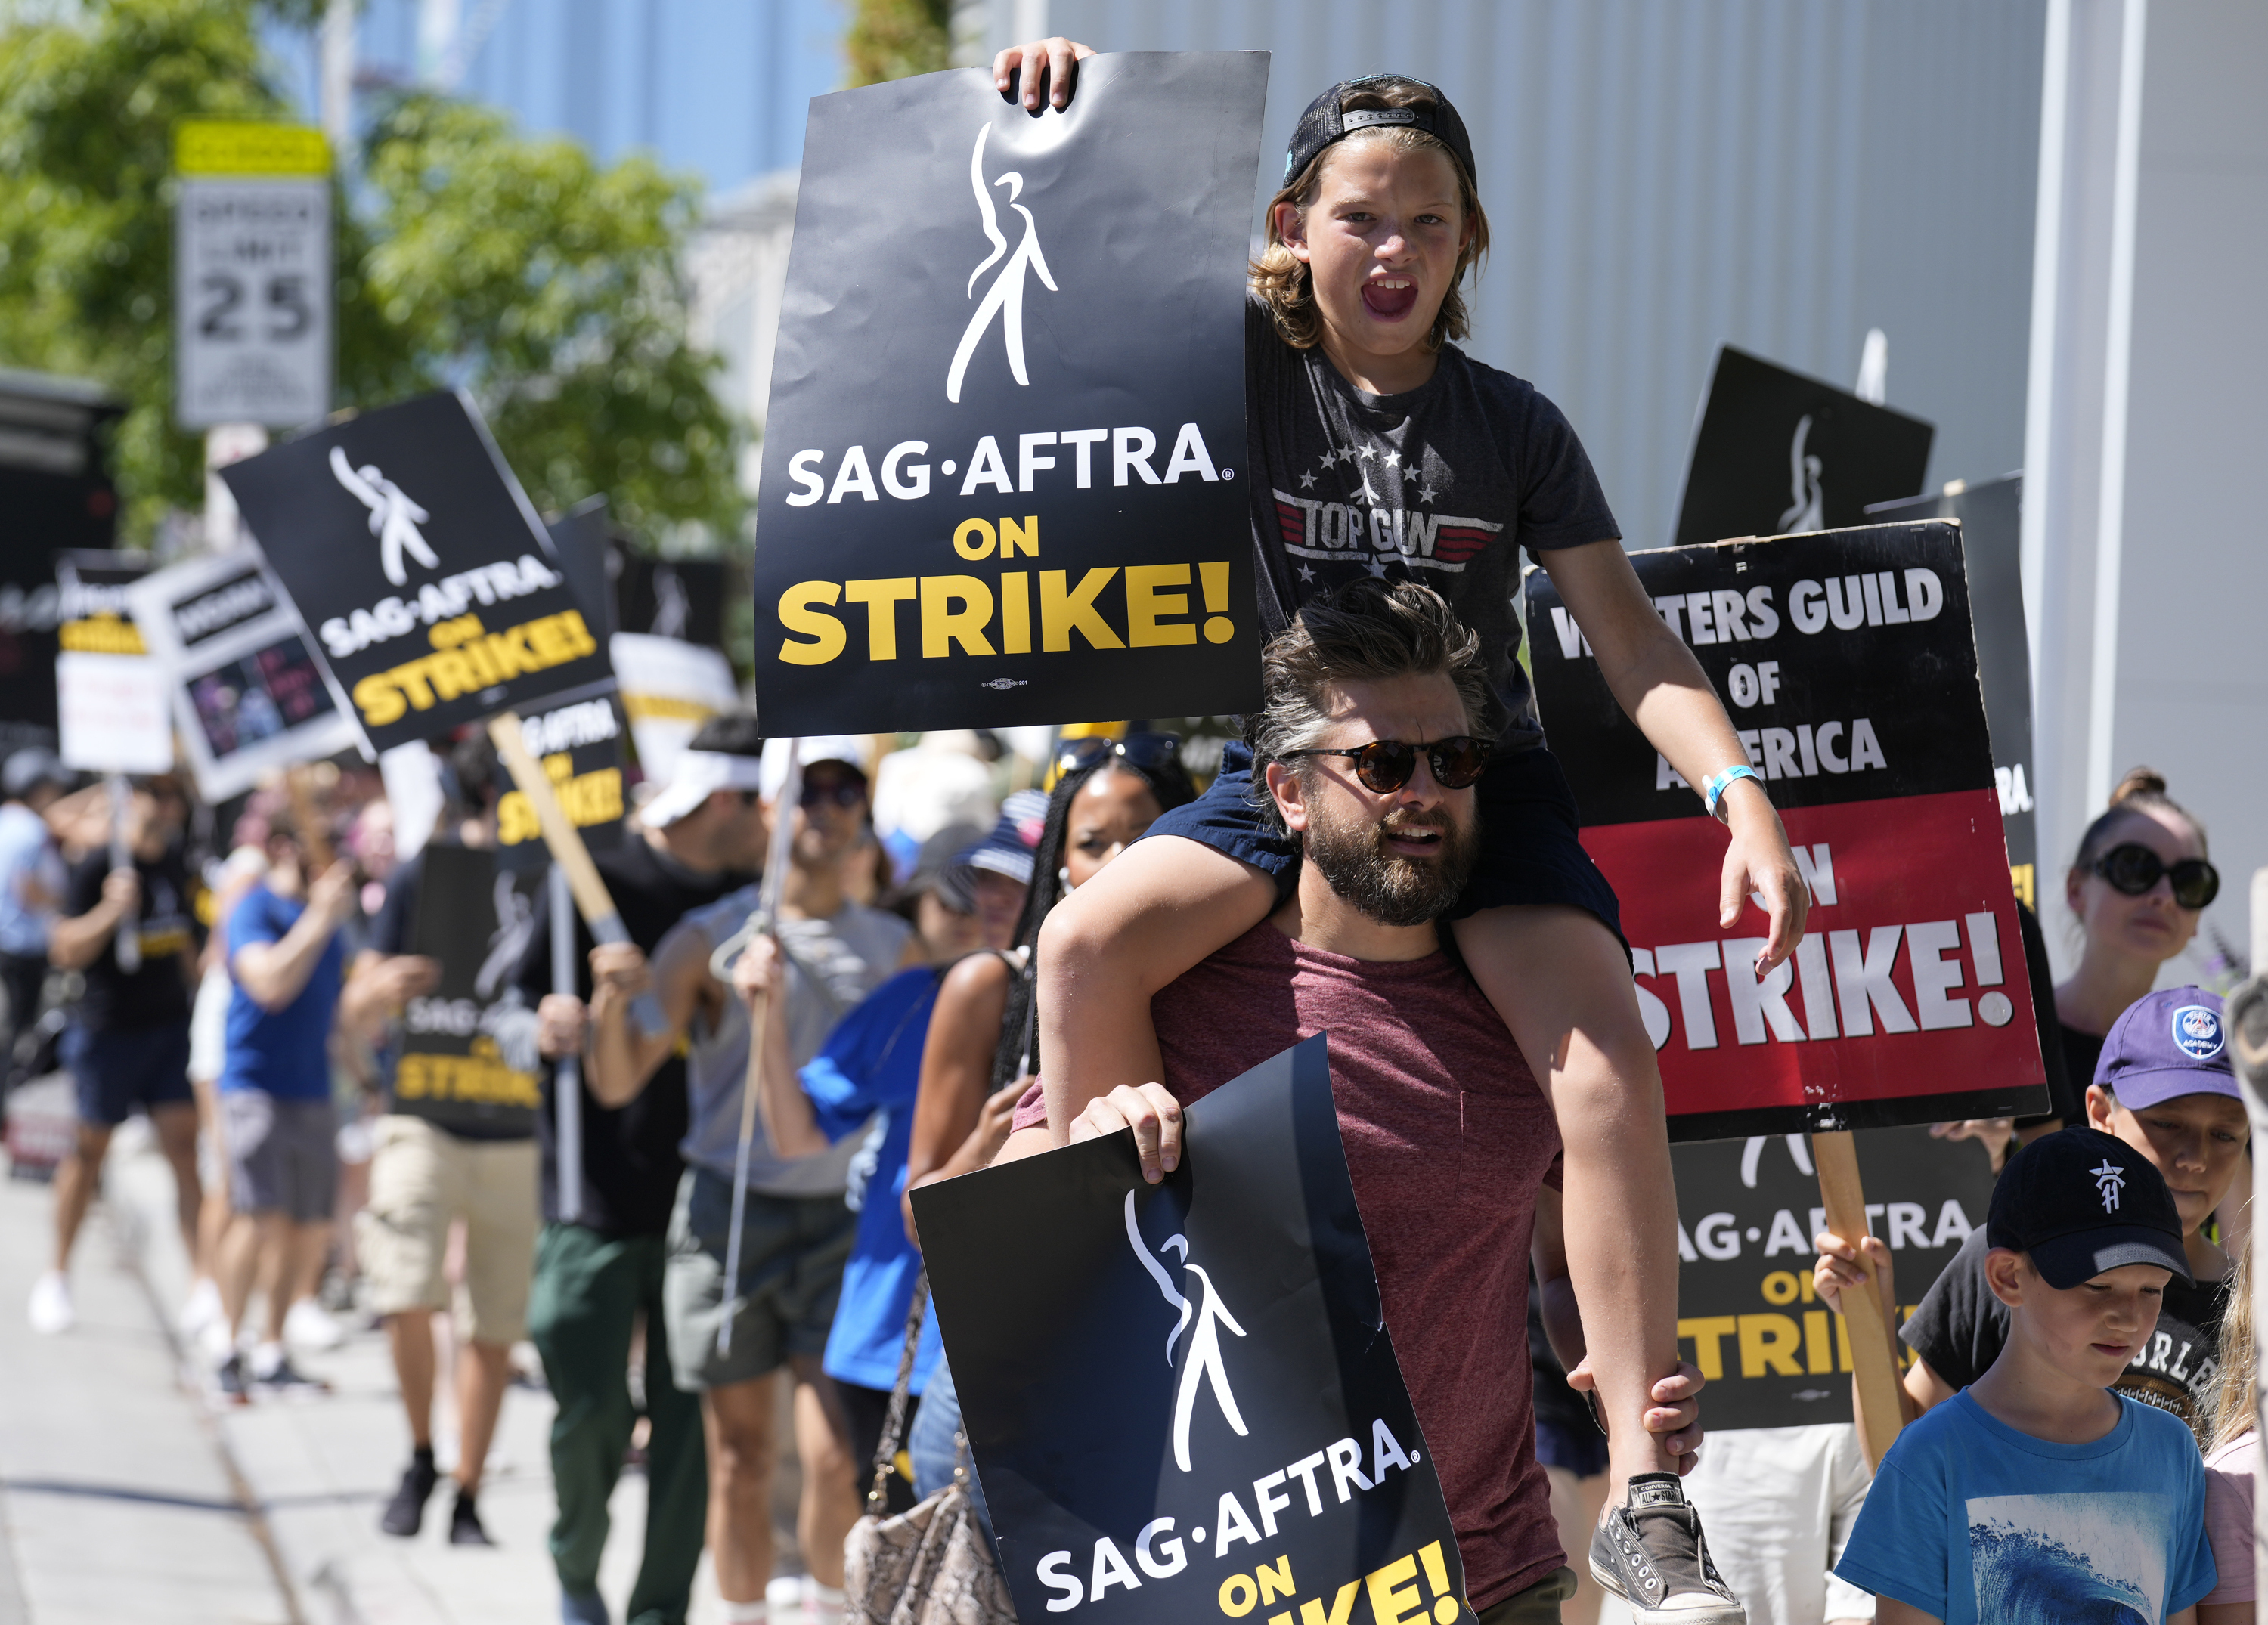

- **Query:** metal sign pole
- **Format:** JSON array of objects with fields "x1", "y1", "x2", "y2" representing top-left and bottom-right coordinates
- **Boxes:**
[
  {"x1": 550, "y1": 860, "x2": 584, "y2": 1225},
  {"x1": 717, "y1": 739, "x2": 801, "y2": 1357},
  {"x1": 106, "y1": 775, "x2": 140, "y2": 973}
]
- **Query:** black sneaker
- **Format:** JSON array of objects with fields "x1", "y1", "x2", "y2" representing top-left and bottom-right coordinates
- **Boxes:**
[
  {"x1": 215, "y1": 1352, "x2": 249, "y2": 1404},
  {"x1": 1588, "y1": 1474, "x2": 1746, "y2": 1623},
  {"x1": 252, "y1": 1354, "x2": 331, "y2": 1396},
  {"x1": 380, "y1": 1455, "x2": 440, "y2": 1537},
  {"x1": 449, "y1": 1490, "x2": 494, "y2": 1546}
]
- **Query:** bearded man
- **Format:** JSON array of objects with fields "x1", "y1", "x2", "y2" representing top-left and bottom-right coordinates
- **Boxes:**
[{"x1": 999, "y1": 579, "x2": 1728, "y2": 1625}]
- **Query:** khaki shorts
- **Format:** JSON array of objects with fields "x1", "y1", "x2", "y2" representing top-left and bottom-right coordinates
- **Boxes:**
[{"x1": 356, "y1": 1114, "x2": 539, "y2": 1345}]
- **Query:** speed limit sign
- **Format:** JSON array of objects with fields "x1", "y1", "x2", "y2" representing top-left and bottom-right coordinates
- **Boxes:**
[{"x1": 175, "y1": 122, "x2": 333, "y2": 430}]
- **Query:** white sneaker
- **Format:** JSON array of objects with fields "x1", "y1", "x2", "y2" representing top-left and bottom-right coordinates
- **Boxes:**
[
  {"x1": 284, "y1": 1297, "x2": 345, "y2": 1351},
  {"x1": 178, "y1": 1277, "x2": 222, "y2": 1339},
  {"x1": 801, "y1": 1575, "x2": 845, "y2": 1624},
  {"x1": 27, "y1": 1271, "x2": 72, "y2": 1335}
]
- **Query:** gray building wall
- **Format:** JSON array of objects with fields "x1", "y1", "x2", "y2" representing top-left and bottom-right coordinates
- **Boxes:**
[{"x1": 1002, "y1": 0, "x2": 2048, "y2": 550}]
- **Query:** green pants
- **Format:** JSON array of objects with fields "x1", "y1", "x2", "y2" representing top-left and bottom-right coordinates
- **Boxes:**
[{"x1": 528, "y1": 1224, "x2": 708, "y2": 1625}]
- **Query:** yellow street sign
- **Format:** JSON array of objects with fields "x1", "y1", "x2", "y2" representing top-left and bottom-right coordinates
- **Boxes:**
[{"x1": 175, "y1": 122, "x2": 330, "y2": 177}]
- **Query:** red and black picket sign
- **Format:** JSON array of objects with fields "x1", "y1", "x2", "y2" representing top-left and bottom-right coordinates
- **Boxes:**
[{"x1": 1526, "y1": 522, "x2": 2051, "y2": 1141}]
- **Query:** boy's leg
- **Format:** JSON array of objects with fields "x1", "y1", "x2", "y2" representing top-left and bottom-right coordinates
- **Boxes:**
[
  {"x1": 1452, "y1": 903, "x2": 1679, "y2": 1488},
  {"x1": 1037, "y1": 834, "x2": 1277, "y2": 1128}
]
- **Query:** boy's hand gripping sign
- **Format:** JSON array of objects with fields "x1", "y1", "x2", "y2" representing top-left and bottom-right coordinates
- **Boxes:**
[
  {"x1": 1527, "y1": 522, "x2": 2050, "y2": 1141},
  {"x1": 751, "y1": 52, "x2": 1269, "y2": 734}
]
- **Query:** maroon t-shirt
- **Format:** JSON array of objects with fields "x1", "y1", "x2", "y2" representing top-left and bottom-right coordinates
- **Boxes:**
[{"x1": 1018, "y1": 921, "x2": 1565, "y2": 1608}]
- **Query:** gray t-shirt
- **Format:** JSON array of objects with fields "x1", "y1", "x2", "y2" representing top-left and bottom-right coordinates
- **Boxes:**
[
  {"x1": 678, "y1": 887, "x2": 915, "y2": 1196},
  {"x1": 1246, "y1": 300, "x2": 1620, "y2": 750}
]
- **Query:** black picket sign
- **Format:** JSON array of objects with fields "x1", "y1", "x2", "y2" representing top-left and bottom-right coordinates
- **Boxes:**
[
  {"x1": 1668, "y1": 1126, "x2": 1997, "y2": 1430},
  {"x1": 911, "y1": 1035, "x2": 1472, "y2": 1625},
  {"x1": 1527, "y1": 523, "x2": 2050, "y2": 1138},
  {"x1": 751, "y1": 52, "x2": 1268, "y2": 734},
  {"x1": 1675, "y1": 348, "x2": 1934, "y2": 551},
  {"x1": 395, "y1": 843, "x2": 541, "y2": 1137},
  {"x1": 220, "y1": 392, "x2": 613, "y2": 751}
]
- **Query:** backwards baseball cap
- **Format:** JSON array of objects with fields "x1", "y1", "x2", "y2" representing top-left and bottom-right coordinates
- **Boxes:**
[
  {"x1": 1988, "y1": 1126, "x2": 2190, "y2": 1289},
  {"x1": 1284, "y1": 76, "x2": 1476, "y2": 187},
  {"x1": 2093, "y1": 986, "x2": 2238, "y2": 1111}
]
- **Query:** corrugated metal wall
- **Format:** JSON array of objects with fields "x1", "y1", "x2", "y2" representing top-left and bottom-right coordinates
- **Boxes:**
[{"x1": 1015, "y1": 0, "x2": 2047, "y2": 551}]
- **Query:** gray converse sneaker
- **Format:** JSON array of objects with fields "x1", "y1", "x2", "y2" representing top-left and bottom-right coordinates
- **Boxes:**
[{"x1": 1589, "y1": 1473, "x2": 1746, "y2": 1623}]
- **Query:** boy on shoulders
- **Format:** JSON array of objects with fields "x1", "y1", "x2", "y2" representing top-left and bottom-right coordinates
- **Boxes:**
[{"x1": 1833, "y1": 1127, "x2": 2216, "y2": 1624}]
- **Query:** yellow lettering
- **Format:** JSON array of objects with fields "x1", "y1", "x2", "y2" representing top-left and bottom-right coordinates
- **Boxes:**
[
  {"x1": 1219, "y1": 1574, "x2": 1258, "y2": 1617},
  {"x1": 498, "y1": 791, "x2": 540, "y2": 847},
  {"x1": 952, "y1": 518, "x2": 996, "y2": 560},
  {"x1": 845, "y1": 578, "x2": 918, "y2": 660},
  {"x1": 353, "y1": 673, "x2": 408, "y2": 727},
  {"x1": 999, "y1": 571, "x2": 1031, "y2": 654},
  {"x1": 426, "y1": 648, "x2": 482, "y2": 700},
  {"x1": 559, "y1": 608, "x2": 597, "y2": 657},
  {"x1": 59, "y1": 614, "x2": 147, "y2": 654},
  {"x1": 428, "y1": 613, "x2": 485, "y2": 649},
  {"x1": 999, "y1": 515, "x2": 1039, "y2": 557},
  {"x1": 1126, "y1": 562, "x2": 1195, "y2": 647},
  {"x1": 777, "y1": 580, "x2": 847, "y2": 666},
  {"x1": 1678, "y1": 1315, "x2": 1739, "y2": 1382},
  {"x1": 1200, "y1": 559, "x2": 1235, "y2": 643},
  {"x1": 1255, "y1": 1555, "x2": 1294, "y2": 1606},
  {"x1": 525, "y1": 614, "x2": 575, "y2": 666},
  {"x1": 1364, "y1": 1555, "x2": 1423, "y2": 1625},
  {"x1": 1040, "y1": 568, "x2": 1123, "y2": 652},
  {"x1": 1761, "y1": 1270, "x2": 1800, "y2": 1305},
  {"x1": 1297, "y1": 1584, "x2": 1360, "y2": 1625},
  {"x1": 1737, "y1": 1313, "x2": 1805, "y2": 1377},
  {"x1": 1836, "y1": 1311, "x2": 1854, "y2": 1373},
  {"x1": 476, "y1": 630, "x2": 533, "y2": 679},
  {"x1": 921, "y1": 575, "x2": 996, "y2": 658},
  {"x1": 1805, "y1": 1309, "x2": 1833, "y2": 1374}
]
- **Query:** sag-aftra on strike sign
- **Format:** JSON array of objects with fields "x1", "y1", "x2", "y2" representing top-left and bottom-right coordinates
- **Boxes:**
[
  {"x1": 750, "y1": 53, "x2": 1269, "y2": 734},
  {"x1": 1528, "y1": 522, "x2": 2050, "y2": 1141}
]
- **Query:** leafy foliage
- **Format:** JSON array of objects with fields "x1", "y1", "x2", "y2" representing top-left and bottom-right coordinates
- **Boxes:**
[
  {"x1": 0, "y1": 0, "x2": 742, "y2": 547},
  {"x1": 845, "y1": 0, "x2": 949, "y2": 88}
]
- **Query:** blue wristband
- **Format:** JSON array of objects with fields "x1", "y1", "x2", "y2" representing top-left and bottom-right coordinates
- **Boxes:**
[{"x1": 1703, "y1": 764, "x2": 1763, "y2": 821}]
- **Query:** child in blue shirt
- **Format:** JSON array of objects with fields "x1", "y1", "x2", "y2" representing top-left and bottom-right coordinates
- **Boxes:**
[{"x1": 1835, "y1": 1126, "x2": 2217, "y2": 1623}]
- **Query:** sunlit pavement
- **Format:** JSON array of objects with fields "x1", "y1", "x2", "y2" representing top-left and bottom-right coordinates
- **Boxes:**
[{"x1": 2, "y1": 1107, "x2": 804, "y2": 1623}]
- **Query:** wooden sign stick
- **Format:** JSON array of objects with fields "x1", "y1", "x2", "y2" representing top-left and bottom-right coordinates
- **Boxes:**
[
  {"x1": 487, "y1": 713, "x2": 666, "y2": 1036},
  {"x1": 1811, "y1": 1129, "x2": 1906, "y2": 1468}
]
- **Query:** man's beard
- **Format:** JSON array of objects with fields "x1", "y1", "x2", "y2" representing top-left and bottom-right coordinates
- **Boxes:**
[{"x1": 1302, "y1": 797, "x2": 1479, "y2": 927}]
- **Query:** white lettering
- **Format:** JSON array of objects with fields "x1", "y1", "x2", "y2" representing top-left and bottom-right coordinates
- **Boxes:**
[
  {"x1": 1253, "y1": 1470, "x2": 1292, "y2": 1537},
  {"x1": 1213, "y1": 1490, "x2": 1263, "y2": 1556},
  {"x1": 1720, "y1": 941, "x2": 1805, "y2": 1044},
  {"x1": 880, "y1": 440, "x2": 931, "y2": 500},
  {"x1": 827, "y1": 444, "x2": 878, "y2": 503},
  {"x1": 785, "y1": 448, "x2": 826, "y2": 506},
  {"x1": 1371, "y1": 1419, "x2": 1413, "y2": 1480},
  {"x1": 1887, "y1": 1202, "x2": 1930, "y2": 1250},
  {"x1": 1059, "y1": 428, "x2": 1108, "y2": 488},
  {"x1": 1904, "y1": 568, "x2": 1944, "y2": 621},
  {"x1": 1037, "y1": 1551, "x2": 1082, "y2": 1612},
  {"x1": 1907, "y1": 919, "x2": 1971, "y2": 1030},
  {"x1": 1656, "y1": 942, "x2": 1722, "y2": 1050},
  {"x1": 1695, "y1": 1212, "x2": 1741, "y2": 1261},
  {"x1": 1018, "y1": 432, "x2": 1058, "y2": 492},
  {"x1": 1830, "y1": 927, "x2": 1918, "y2": 1036},
  {"x1": 1764, "y1": 1209, "x2": 1811, "y2": 1256},
  {"x1": 1114, "y1": 426, "x2": 1160, "y2": 486},
  {"x1": 1931, "y1": 1200, "x2": 1975, "y2": 1248},
  {"x1": 1089, "y1": 1537, "x2": 1141, "y2": 1599},
  {"x1": 959, "y1": 435, "x2": 1013, "y2": 496},
  {"x1": 1134, "y1": 1518, "x2": 1187, "y2": 1580},
  {"x1": 1325, "y1": 1438, "x2": 1372, "y2": 1502},
  {"x1": 1162, "y1": 422, "x2": 1219, "y2": 482}
]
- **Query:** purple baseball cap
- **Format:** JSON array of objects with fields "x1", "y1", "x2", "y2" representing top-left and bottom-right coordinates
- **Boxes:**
[{"x1": 2093, "y1": 986, "x2": 2236, "y2": 1110}]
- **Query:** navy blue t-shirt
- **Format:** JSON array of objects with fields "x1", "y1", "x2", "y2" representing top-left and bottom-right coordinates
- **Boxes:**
[{"x1": 222, "y1": 883, "x2": 345, "y2": 1102}]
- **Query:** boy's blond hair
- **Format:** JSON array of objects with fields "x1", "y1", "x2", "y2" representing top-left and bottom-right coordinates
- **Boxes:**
[{"x1": 1250, "y1": 77, "x2": 1491, "y2": 355}]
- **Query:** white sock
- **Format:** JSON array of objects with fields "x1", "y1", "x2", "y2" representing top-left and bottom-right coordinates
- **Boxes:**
[
  {"x1": 720, "y1": 1602, "x2": 767, "y2": 1624},
  {"x1": 805, "y1": 1580, "x2": 845, "y2": 1622},
  {"x1": 251, "y1": 1340, "x2": 287, "y2": 1379}
]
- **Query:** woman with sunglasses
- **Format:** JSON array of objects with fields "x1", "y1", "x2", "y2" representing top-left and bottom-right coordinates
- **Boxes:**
[
  {"x1": 2057, "y1": 767, "x2": 2220, "y2": 1115},
  {"x1": 894, "y1": 738, "x2": 1196, "y2": 1522}
]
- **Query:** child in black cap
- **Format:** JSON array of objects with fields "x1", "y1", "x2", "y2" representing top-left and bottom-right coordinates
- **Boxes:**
[
  {"x1": 990, "y1": 35, "x2": 1800, "y2": 1624},
  {"x1": 1834, "y1": 1127, "x2": 2217, "y2": 1623}
]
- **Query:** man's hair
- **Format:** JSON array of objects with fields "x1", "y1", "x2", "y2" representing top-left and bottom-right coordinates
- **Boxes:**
[
  {"x1": 1245, "y1": 579, "x2": 1489, "y2": 827},
  {"x1": 688, "y1": 710, "x2": 764, "y2": 758},
  {"x1": 1250, "y1": 77, "x2": 1490, "y2": 354}
]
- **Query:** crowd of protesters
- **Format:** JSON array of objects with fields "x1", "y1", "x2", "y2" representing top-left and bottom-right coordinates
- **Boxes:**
[{"x1": 1, "y1": 47, "x2": 2257, "y2": 1625}]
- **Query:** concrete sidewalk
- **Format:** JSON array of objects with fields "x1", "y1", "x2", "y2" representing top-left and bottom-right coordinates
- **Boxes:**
[
  {"x1": 0, "y1": 1125, "x2": 292, "y2": 1625},
  {"x1": 8, "y1": 1117, "x2": 804, "y2": 1625}
]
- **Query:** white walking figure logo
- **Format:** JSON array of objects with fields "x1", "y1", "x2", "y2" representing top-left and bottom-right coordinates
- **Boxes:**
[
  {"x1": 1778, "y1": 413, "x2": 1825, "y2": 533},
  {"x1": 1124, "y1": 1190, "x2": 1249, "y2": 1473},
  {"x1": 330, "y1": 445, "x2": 438, "y2": 587},
  {"x1": 2092, "y1": 1159, "x2": 2127, "y2": 1213},
  {"x1": 945, "y1": 123, "x2": 1058, "y2": 405}
]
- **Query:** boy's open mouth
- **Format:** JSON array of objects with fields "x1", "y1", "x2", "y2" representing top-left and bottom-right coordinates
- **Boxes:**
[{"x1": 1362, "y1": 278, "x2": 1419, "y2": 321}]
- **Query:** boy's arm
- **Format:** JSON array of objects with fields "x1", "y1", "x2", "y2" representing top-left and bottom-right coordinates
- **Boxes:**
[
  {"x1": 1542, "y1": 537, "x2": 1808, "y2": 970},
  {"x1": 1814, "y1": 1227, "x2": 1944, "y2": 1422}
]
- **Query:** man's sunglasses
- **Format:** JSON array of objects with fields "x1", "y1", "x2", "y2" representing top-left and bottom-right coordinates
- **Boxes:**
[
  {"x1": 2092, "y1": 843, "x2": 2220, "y2": 910},
  {"x1": 1279, "y1": 736, "x2": 1488, "y2": 794},
  {"x1": 799, "y1": 776, "x2": 866, "y2": 809},
  {"x1": 1053, "y1": 733, "x2": 1183, "y2": 778}
]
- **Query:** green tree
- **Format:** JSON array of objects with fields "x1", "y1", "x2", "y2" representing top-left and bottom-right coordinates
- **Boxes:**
[
  {"x1": 0, "y1": 0, "x2": 742, "y2": 546},
  {"x1": 846, "y1": 0, "x2": 949, "y2": 87}
]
